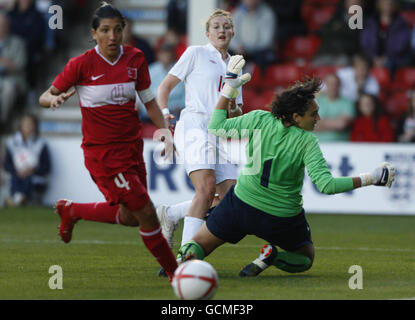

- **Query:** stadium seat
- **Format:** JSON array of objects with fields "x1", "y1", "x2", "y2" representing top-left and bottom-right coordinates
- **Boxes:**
[
  {"x1": 280, "y1": 36, "x2": 322, "y2": 63},
  {"x1": 392, "y1": 67, "x2": 415, "y2": 91},
  {"x1": 400, "y1": 10, "x2": 415, "y2": 27},
  {"x1": 245, "y1": 64, "x2": 263, "y2": 89},
  {"x1": 385, "y1": 91, "x2": 410, "y2": 118},
  {"x1": 370, "y1": 67, "x2": 391, "y2": 90},
  {"x1": 243, "y1": 88, "x2": 274, "y2": 113},
  {"x1": 247, "y1": 64, "x2": 304, "y2": 90},
  {"x1": 263, "y1": 64, "x2": 304, "y2": 88},
  {"x1": 301, "y1": 4, "x2": 336, "y2": 33}
]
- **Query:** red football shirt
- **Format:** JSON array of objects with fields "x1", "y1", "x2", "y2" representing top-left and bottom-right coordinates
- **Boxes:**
[{"x1": 52, "y1": 45, "x2": 151, "y2": 176}]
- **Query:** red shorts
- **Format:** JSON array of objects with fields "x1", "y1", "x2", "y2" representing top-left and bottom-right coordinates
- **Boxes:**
[
  {"x1": 91, "y1": 164, "x2": 150, "y2": 211},
  {"x1": 84, "y1": 140, "x2": 150, "y2": 211}
]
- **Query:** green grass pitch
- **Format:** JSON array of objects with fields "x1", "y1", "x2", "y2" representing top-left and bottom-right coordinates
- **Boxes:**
[{"x1": 0, "y1": 206, "x2": 414, "y2": 300}]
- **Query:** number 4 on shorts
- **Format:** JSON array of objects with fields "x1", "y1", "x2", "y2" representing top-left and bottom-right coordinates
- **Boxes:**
[{"x1": 114, "y1": 173, "x2": 131, "y2": 190}]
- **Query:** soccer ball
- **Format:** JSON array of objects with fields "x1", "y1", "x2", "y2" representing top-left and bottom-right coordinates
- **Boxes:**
[{"x1": 171, "y1": 260, "x2": 218, "y2": 300}]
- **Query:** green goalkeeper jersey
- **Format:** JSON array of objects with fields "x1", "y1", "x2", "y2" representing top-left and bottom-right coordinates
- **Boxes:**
[{"x1": 208, "y1": 109, "x2": 354, "y2": 217}]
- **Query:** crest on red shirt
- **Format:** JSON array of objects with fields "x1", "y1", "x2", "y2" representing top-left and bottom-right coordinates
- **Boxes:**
[{"x1": 127, "y1": 67, "x2": 137, "y2": 80}]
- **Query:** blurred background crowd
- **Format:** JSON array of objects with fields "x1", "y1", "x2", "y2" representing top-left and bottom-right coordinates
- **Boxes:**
[{"x1": 1, "y1": 0, "x2": 415, "y2": 207}]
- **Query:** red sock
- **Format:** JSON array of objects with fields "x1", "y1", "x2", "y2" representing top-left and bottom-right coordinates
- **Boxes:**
[
  {"x1": 140, "y1": 225, "x2": 178, "y2": 280},
  {"x1": 71, "y1": 202, "x2": 120, "y2": 224}
]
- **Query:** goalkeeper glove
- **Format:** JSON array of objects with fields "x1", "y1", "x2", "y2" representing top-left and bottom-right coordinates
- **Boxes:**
[
  {"x1": 359, "y1": 162, "x2": 395, "y2": 188},
  {"x1": 222, "y1": 55, "x2": 251, "y2": 99}
]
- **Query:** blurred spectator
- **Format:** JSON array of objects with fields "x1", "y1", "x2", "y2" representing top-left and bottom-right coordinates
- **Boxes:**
[
  {"x1": 314, "y1": 74, "x2": 355, "y2": 142},
  {"x1": 0, "y1": 0, "x2": 14, "y2": 10},
  {"x1": 167, "y1": 0, "x2": 187, "y2": 36},
  {"x1": 0, "y1": 10, "x2": 27, "y2": 131},
  {"x1": 229, "y1": 0, "x2": 276, "y2": 72},
  {"x1": 268, "y1": 0, "x2": 307, "y2": 46},
  {"x1": 395, "y1": 88, "x2": 415, "y2": 142},
  {"x1": 155, "y1": 28, "x2": 187, "y2": 60},
  {"x1": 7, "y1": 0, "x2": 46, "y2": 88},
  {"x1": 221, "y1": 0, "x2": 239, "y2": 12},
  {"x1": 138, "y1": 43, "x2": 185, "y2": 124},
  {"x1": 337, "y1": 53, "x2": 380, "y2": 102},
  {"x1": 123, "y1": 18, "x2": 155, "y2": 65},
  {"x1": 3, "y1": 113, "x2": 51, "y2": 206},
  {"x1": 312, "y1": 0, "x2": 362, "y2": 66},
  {"x1": 350, "y1": 93, "x2": 394, "y2": 142},
  {"x1": 360, "y1": 0, "x2": 412, "y2": 76}
]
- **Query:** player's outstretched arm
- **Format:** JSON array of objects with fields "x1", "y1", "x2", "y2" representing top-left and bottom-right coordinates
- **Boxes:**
[{"x1": 39, "y1": 86, "x2": 75, "y2": 110}]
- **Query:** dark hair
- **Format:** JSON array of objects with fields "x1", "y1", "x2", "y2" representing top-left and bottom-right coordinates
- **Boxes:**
[
  {"x1": 91, "y1": 2, "x2": 125, "y2": 30},
  {"x1": 352, "y1": 52, "x2": 373, "y2": 69},
  {"x1": 355, "y1": 93, "x2": 383, "y2": 130},
  {"x1": 271, "y1": 76, "x2": 322, "y2": 124}
]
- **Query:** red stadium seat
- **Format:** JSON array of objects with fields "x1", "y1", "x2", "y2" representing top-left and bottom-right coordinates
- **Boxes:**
[
  {"x1": 243, "y1": 89, "x2": 274, "y2": 113},
  {"x1": 393, "y1": 67, "x2": 415, "y2": 91},
  {"x1": 247, "y1": 64, "x2": 304, "y2": 90},
  {"x1": 301, "y1": 4, "x2": 336, "y2": 33},
  {"x1": 370, "y1": 67, "x2": 391, "y2": 90},
  {"x1": 264, "y1": 64, "x2": 304, "y2": 88},
  {"x1": 280, "y1": 36, "x2": 322, "y2": 62},
  {"x1": 385, "y1": 91, "x2": 410, "y2": 118},
  {"x1": 245, "y1": 64, "x2": 263, "y2": 89},
  {"x1": 400, "y1": 10, "x2": 415, "y2": 27}
]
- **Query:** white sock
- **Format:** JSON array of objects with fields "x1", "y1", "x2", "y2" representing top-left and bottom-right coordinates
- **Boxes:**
[
  {"x1": 181, "y1": 216, "x2": 204, "y2": 246},
  {"x1": 166, "y1": 200, "x2": 192, "y2": 224}
]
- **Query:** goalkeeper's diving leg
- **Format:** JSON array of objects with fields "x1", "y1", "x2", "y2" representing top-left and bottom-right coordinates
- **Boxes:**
[{"x1": 239, "y1": 243, "x2": 314, "y2": 277}]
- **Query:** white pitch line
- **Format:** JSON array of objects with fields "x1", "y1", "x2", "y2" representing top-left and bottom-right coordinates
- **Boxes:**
[{"x1": 1, "y1": 238, "x2": 415, "y2": 253}]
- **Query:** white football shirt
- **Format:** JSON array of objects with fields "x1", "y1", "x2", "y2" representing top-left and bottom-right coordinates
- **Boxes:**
[{"x1": 169, "y1": 43, "x2": 243, "y2": 116}]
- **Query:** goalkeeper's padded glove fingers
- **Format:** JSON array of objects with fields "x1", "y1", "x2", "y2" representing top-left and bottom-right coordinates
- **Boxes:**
[
  {"x1": 221, "y1": 73, "x2": 251, "y2": 99},
  {"x1": 374, "y1": 162, "x2": 395, "y2": 188},
  {"x1": 226, "y1": 55, "x2": 246, "y2": 78},
  {"x1": 225, "y1": 73, "x2": 251, "y2": 89}
]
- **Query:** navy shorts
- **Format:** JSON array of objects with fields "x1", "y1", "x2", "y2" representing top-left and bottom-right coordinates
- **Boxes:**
[{"x1": 206, "y1": 186, "x2": 313, "y2": 252}]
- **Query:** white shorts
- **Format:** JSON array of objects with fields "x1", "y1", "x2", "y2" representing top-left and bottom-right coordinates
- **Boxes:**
[{"x1": 174, "y1": 111, "x2": 238, "y2": 184}]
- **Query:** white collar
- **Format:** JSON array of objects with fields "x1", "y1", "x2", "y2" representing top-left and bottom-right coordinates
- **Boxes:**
[
  {"x1": 94, "y1": 45, "x2": 123, "y2": 66},
  {"x1": 206, "y1": 43, "x2": 230, "y2": 61}
]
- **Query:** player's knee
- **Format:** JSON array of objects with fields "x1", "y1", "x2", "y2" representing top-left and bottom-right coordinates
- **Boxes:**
[
  {"x1": 119, "y1": 205, "x2": 139, "y2": 226},
  {"x1": 133, "y1": 201, "x2": 160, "y2": 229},
  {"x1": 195, "y1": 179, "x2": 216, "y2": 205}
]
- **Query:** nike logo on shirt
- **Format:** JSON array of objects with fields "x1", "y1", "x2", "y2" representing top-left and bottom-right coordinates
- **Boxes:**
[{"x1": 91, "y1": 74, "x2": 104, "y2": 81}]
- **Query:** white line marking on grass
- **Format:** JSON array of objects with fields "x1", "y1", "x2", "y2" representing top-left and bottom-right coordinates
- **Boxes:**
[{"x1": 1, "y1": 238, "x2": 415, "y2": 253}]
